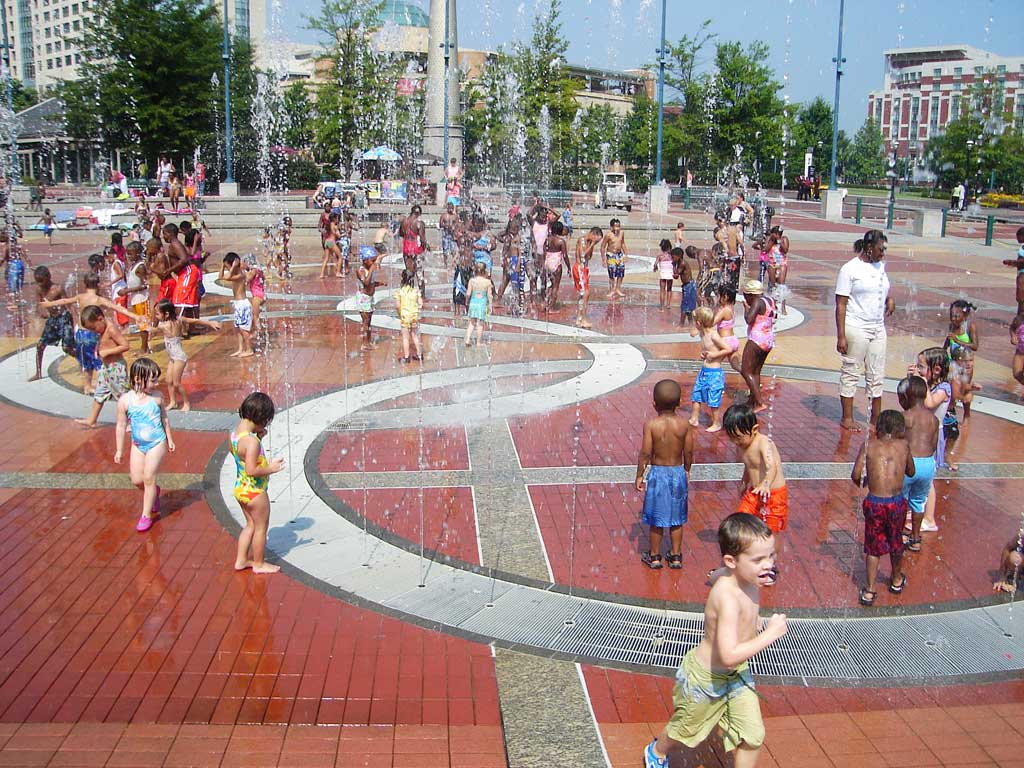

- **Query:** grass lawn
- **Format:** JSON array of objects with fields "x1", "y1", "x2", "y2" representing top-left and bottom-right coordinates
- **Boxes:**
[{"x1": 838, "y1": 185, "x2": 938, "y2": 200}]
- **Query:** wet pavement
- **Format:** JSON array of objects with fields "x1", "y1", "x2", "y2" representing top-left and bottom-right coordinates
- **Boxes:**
[{"x1": 1, "y1": 211, "x2": 1022, "y2": 767}]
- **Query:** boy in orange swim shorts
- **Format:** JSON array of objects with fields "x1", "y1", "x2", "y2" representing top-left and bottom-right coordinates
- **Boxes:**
[{"x1": 724, "y1": 404, "x2": 788, "y2": 584}]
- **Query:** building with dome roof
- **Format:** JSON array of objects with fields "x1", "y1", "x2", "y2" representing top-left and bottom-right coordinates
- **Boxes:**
[{"x1": 377, "y1": 0, "x2": 430, "y2": 28}]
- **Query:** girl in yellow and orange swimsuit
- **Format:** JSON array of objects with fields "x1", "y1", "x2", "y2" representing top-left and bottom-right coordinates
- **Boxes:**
[{"x1": 230, "y1": 392, "x2": 285, "y2": 574}]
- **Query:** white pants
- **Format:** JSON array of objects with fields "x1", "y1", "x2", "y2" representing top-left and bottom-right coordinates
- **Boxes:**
[{"x1": 839, "y1": 323, "x2": 887, "y2": 399}]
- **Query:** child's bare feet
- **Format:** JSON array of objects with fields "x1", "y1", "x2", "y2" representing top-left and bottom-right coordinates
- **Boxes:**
[
  {"x1": 252, "y1": 562, "x2": 280, "y2": 574},
  {"x1": 180, "y1": 403, "x2": 191, "y2": 412},
  {"x1": 706, "y1": 424, "x2": 723, "y2": 433},
  {"x1": 234, "y1": 560, "x2": 253, "y2": 571},
  {"x1": 74, "y1": 418, "x2": 97, "y2": 428},
  {"x1": 167, "y1": 402, "x2": 178, "y2": 411},
  {"x1": 27, "y1": 373, "x2": 41, "y2": 382},
  {"x1": 688, "y1": 418, "x2": 699, "y2": 427}
]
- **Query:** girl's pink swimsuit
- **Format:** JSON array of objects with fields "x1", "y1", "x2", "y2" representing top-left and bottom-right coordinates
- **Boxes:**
[
  {"x1": 747, "y1": 296, "x2": 776, "y2": 351},
  {"x1": 717, "y1": 316, "x2": 740, "y2": 352},
  {"x1": 249, "y1": 267, "x2": 266, "y2": 300}
]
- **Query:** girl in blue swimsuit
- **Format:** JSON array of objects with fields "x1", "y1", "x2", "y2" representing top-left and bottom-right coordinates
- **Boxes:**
[{"x1": 114, "y1": 358, "x2": 174, "y2": 533}]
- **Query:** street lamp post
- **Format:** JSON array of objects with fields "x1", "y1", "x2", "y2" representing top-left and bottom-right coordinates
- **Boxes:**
[
  {"x1": 441, "y1": 0, "x2": 452, "y2": 166},
  {"x1": 828, "y1": 0, "x2": 846, "y2": 190},
  {"x1": 965, "y1": 138, "x2": 974, "y2": 206},
  {"x1": 654, "y1": 0, "x2": 667, "y2": 184},
  {"x1": 887, "y1": 148, "x2": 898, "y2": 205},
  {"x1": 222, "y1": 0, "x2": 233, "y2": 185},
  {"x1": 975, "y1": 133, "x2": 983, "y2": 198}
]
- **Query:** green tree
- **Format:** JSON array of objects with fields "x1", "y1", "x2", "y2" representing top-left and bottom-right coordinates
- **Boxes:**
[
  {"x1": 572, "y1": 105, "x2": 621, "y2": 191},
  {"x1": 925, "y1": 115, "x2": 985, "y2": 189},
  {"x1": 793, "y1": 96, "x2": 835, "y2": 177},
  {"x1": 11, "y1": 79, "x2": 38, "y2": 113},
  {"x1": 463, "y1": 49, "x2": 519, "y2": 183},
  {"x1": 62, "y1": 0, "x2": 222, "y2": 167},
  {"x1": 282, "y1": 83, "x2": 314, "y2": 150},
  {"x1": 306, "y1": 0, "x2": 400, "y2": 178},
  {"x1": 659, "y1": 20, "x2": 715, "y2": 183},
  {"x1": 620, "y1": 95, "x2": 658, "y2": 190},
  {"x1": 844, "y1": 119, "x2": 885, "y2": 184},
  {"x1": 985, "y1": 130, "x2": 1024, "y2": 193},
  {"x1": 223, "y1": 38, "x2": 267, "y2": 190},
  {"x1": 664, "y1": 19, "x2": 716, "y2": 97},
  {"x1": 706, "y1": 41, "x2": 785, "y2": 184},
  {"x1": 510, "y1": 0, "x2": 582, "y2": 188}
]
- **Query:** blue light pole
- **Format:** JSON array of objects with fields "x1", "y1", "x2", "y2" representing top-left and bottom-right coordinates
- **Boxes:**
[
  {"x1": 442, "y1": 0, "x2": 450, "y2": 165},
  {"x1": 828, "y1": 0, "x2": 846, "y2": 190},
  {"x1": 654, "y1": 0, "x2": 667, "y2": 184},
  {"x1": 222, "y1": 0, "x2": 234, "y2": 185}
]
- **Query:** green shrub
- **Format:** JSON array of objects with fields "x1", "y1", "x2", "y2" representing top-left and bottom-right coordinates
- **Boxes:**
[{"x1": 286, "y1": 156, "x2": 320, "y2": 190}]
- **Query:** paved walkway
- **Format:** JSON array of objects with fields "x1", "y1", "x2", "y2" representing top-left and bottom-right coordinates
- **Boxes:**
[{"x1": 1, "y1": 212, "x2": 1023, "y2": 767}]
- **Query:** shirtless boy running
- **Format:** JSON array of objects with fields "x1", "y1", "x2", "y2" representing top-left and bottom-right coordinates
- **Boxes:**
[
  {"x1": 644, "y1": 513, "x2": 786, "y2": 768},
  {"x1": 725, "y1": 404, "x2": 788, "y2": 584}
]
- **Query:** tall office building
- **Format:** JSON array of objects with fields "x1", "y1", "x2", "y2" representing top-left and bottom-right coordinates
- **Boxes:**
[{"x1": 2, "y1": 0, "x2": 266, "y2": 92}]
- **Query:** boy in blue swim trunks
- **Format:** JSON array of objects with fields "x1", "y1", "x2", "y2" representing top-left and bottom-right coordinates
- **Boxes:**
[
  {"x1": 636, "y1": 379, "x2": 695, "y2": 569},
  {"x1": 897, "y1": 376, "x2": 938, "y2": 553},
  {"x1": 690, "y1": 307, "x2": 732, "y2": 432},
  {"x1": 37, "y1": 209, "x2": 56, "y2": 245}
]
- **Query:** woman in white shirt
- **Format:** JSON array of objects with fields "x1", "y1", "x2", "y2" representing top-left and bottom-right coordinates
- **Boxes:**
[{"x1": 834, "y1": 229, "x2": 895, "y2": 431}]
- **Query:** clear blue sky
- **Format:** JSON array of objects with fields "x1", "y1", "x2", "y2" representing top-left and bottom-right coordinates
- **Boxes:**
[{"x1": 275, "y1": 0, "x2": 1023, "y2": 133}]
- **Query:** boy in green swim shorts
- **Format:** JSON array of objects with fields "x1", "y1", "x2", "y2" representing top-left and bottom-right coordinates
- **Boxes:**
[{"x1": 644, "y1": 513, "x2": 788, "y2": 768}]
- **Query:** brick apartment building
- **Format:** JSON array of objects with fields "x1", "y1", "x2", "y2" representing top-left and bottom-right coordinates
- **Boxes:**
[{"x1": 867, "y1": 45, "x2": 1024, "y2": 179}]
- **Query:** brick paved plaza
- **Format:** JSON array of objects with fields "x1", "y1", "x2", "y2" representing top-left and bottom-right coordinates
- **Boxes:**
[{"x1": 0, "y1": 203, "x2": 1022, "y2": 767}]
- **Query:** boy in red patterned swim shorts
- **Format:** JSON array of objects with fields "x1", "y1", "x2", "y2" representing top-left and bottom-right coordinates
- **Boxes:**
[
  {"x1": 851, "y1": 409, "x2": 915, "y2": 606},
  {"x1": 724, "y1": 404, "x2": 787, "y2": 585},
  {"x1": 573, "y1": 227, "x2": 602, "y2": 328}
]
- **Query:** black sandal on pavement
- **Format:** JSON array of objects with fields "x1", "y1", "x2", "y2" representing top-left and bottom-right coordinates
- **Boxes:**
[
  {"x1": 666, "y1": 553, "x2": 682, "y2": 569},
  {"x1": 642, "y1": 552, "x2": 663, "y2": 570},
  {"x1": 906, "y1": 537, "x2": 922, "y2": 553},
  {"x1": 859, "y1": 588, "x2": 877, "y2": 606},
  {"x1": 889, "y1": 574, "x2": 907, "y2": 594}
]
